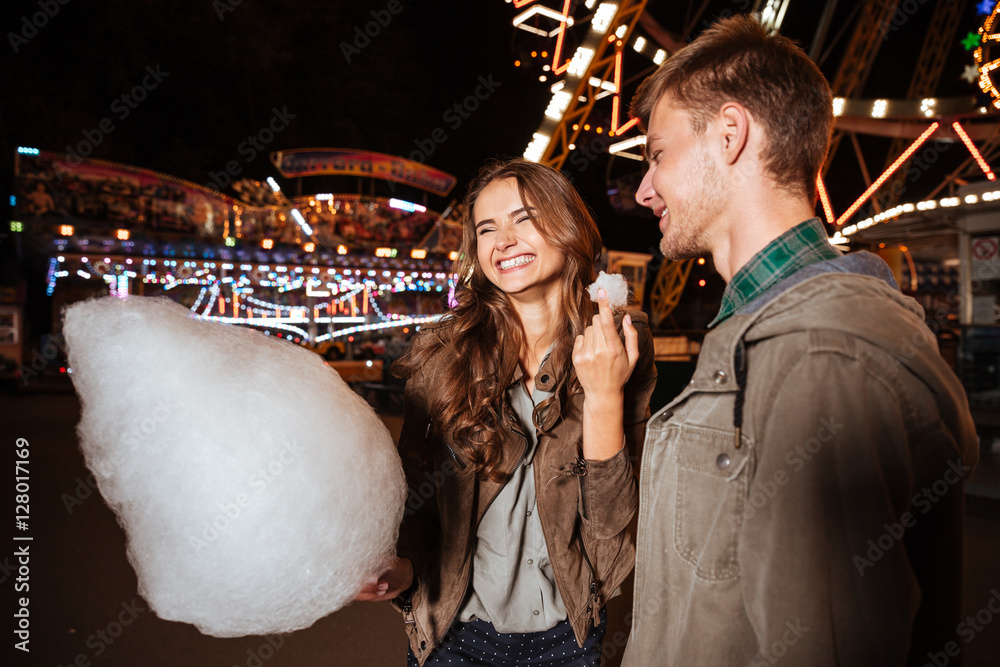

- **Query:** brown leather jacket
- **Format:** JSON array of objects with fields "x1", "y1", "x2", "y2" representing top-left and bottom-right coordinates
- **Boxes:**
[{"x1": 394, "y1": 313, "x2": 657, "y2": 665}]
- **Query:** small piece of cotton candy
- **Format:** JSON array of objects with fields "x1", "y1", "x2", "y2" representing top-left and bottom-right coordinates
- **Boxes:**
[
  {"x1": 587, "y1": 271, "x2": 629, "y2": 310},
  {"x1": 63, "y1": 296, "x2": 407, "y2": 637}
]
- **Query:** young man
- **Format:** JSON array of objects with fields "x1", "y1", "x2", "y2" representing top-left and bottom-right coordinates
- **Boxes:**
[{"x1": 623, "y1": 14, "x2": 979, "y2": 666}]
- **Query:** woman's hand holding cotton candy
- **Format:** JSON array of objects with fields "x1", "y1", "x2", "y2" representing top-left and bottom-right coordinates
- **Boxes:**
[
  {"x1": 355, "y1": 557, "x2": 414, "y2": 601},
  {"x1": 573, "y1": 289, "x2": 639, "y2": 397},
  {"x1": 573, "y1": 289, "x2": 639, "y2": 461}
]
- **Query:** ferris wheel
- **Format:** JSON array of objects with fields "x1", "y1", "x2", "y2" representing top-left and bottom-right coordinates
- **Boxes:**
[{"x1": 503, "y1": 0, "x2": 1000, "y2": 326}]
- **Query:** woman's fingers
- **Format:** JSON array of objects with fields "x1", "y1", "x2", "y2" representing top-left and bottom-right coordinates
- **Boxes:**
[
  {"x1": 623, "y1": 313, "x2": 639, "y2": 369},
  {"x1": 354, "y1": 557, "x2": 413, "y2": 601}
]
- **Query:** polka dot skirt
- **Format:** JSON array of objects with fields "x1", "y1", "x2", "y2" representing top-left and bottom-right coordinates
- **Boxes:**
[{"x1": 407, "y1": 608, "x2": 607, "y2": 666}]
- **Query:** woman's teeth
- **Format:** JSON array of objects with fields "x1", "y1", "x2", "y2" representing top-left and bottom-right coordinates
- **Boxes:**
[{"x1": 499, "y1": 255, "x2": 535, "y2": 270}]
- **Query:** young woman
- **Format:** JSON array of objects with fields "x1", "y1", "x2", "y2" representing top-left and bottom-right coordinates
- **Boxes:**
[{"x1": 356, "y1": 158, "x2": 657, "y2": 666}]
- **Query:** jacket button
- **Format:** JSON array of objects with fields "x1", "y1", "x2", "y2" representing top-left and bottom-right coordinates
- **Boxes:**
[
  {"x1": 420, "y1": 640, "x2": 426, "y2": 651},
  {"x1": 540, "y1": 374, "x2": 550, "y2": 384},
  {"x1": 716, "y1": 453, "x2": 731, "y2": 469},
  {"x1": 533, "y1": 610, "x2": 540, "y2": 615},
  {"x1": 713, "y1": 370, "x2": 727, "y2": 384}
]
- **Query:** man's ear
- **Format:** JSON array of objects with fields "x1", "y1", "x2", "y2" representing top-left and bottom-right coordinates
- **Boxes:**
[{"x1": 717, "y1": 102, "x2": 750, "y2": 166}]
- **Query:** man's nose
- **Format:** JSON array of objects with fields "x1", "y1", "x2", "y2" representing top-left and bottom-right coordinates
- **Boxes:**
[{"x1": 635, "y1": 167, "x2": 655, "y2": 208}]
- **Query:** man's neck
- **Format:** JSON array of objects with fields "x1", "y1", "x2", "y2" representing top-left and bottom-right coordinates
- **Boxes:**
[{"x1": 710, "y1": 188, "x2": 817, "y2": 283}]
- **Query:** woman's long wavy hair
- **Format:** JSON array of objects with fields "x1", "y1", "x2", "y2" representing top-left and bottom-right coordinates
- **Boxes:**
[{"x1": 395, "y1": 158, "x2": 602, "y2": 481}]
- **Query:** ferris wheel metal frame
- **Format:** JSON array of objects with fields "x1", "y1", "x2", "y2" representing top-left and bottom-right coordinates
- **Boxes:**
[{"x1": 505, "y1": 0, "x2": 1000, "y2": 327}]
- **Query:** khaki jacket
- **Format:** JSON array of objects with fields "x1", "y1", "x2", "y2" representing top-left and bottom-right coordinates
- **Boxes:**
[
  {"x1": 624, "y1": 265, "x2": 979, "y2": 666},
  {"x1": 395, "y1": 313, "x2": 657, "y2": 665}
]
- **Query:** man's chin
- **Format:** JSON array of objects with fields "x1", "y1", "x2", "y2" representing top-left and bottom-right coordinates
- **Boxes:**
[{"x1": 659, "y1": 237, "x2": 701, "y2": 261}]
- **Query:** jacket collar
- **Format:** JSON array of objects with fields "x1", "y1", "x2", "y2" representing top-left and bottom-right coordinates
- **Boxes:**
[
  {"x1": 509, "y1": 353, "x2": 562, "y2": 432},
  {"x1": 662, "y1": 269, "x2": 926, "y2": 414}
]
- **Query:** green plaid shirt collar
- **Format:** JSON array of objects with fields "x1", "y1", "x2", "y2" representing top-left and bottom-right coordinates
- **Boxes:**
[{"x1": 709, "y1": 218, "x2": 841, "y2": 328}]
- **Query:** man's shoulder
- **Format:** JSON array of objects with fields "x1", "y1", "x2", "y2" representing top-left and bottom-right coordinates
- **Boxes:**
[{"x1": 744, "y1": 268, "x2": 922, "y2": 339}]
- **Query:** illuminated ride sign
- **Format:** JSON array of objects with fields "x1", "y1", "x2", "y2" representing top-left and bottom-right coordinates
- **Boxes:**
[
  {"x1": 269, "y1": 148, "x2": 457, "y2": 197},
  {"x1": 976, "y1": 3, "x2": 1000, "y2": 109}
]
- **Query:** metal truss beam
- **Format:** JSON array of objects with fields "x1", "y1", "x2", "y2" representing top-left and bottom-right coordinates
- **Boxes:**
[
  {"x1": 650, "y1": 258, "x2": 695, "y2": 329},
  {"x1": 880, "y1": 0, "x2": 970, "y2": 207},
  {"x1": 824, "y1": 0, "x2": 902, "y2": 175},
  {"x1": 541, "y1": 0, "x2": 650, "y2": 169}
]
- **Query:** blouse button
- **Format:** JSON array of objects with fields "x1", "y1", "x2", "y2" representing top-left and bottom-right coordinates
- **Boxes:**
[{"x1": 527, "y1": 559, "x2": 533, "y2": 565}]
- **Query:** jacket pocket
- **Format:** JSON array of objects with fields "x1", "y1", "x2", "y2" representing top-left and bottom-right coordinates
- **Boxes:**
[{"x1": 672, "y1": 423, "x2": 749, "y2": 582}]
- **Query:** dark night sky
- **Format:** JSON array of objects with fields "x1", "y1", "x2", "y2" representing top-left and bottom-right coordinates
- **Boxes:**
[{"x1": 1, "y1": 0, "x2": 994, "y2": 258}]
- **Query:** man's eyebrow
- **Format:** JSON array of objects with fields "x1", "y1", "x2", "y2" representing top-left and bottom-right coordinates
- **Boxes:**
[
  {"x1": 474, "y1": 206, "x2": 535, "y2": 229},
  {"x1": 643, "y1": 137, "x2": 656, "y2": 162}
]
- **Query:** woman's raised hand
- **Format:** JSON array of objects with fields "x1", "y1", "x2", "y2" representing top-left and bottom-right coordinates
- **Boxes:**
[
  {"x1": 572, "y1": 288, "x2": 639, "y2": 399},
  {"x1": 354, "y1": 556, "x2": 414, "y2": 601}
]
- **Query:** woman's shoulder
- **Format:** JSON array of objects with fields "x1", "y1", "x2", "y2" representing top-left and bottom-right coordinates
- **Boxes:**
[{"x1": 408, "y1": 316, "x2": 456, "y2": 357}]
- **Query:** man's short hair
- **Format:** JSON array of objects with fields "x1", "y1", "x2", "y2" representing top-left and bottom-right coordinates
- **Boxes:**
[{"x1": 630, "y1": 14, "x2": 832, "y2": 201}]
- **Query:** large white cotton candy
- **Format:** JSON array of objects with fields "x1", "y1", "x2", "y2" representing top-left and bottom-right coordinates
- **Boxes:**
[{"x1": 63, "y1": 296, "x2": 407, "y2": 637}]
